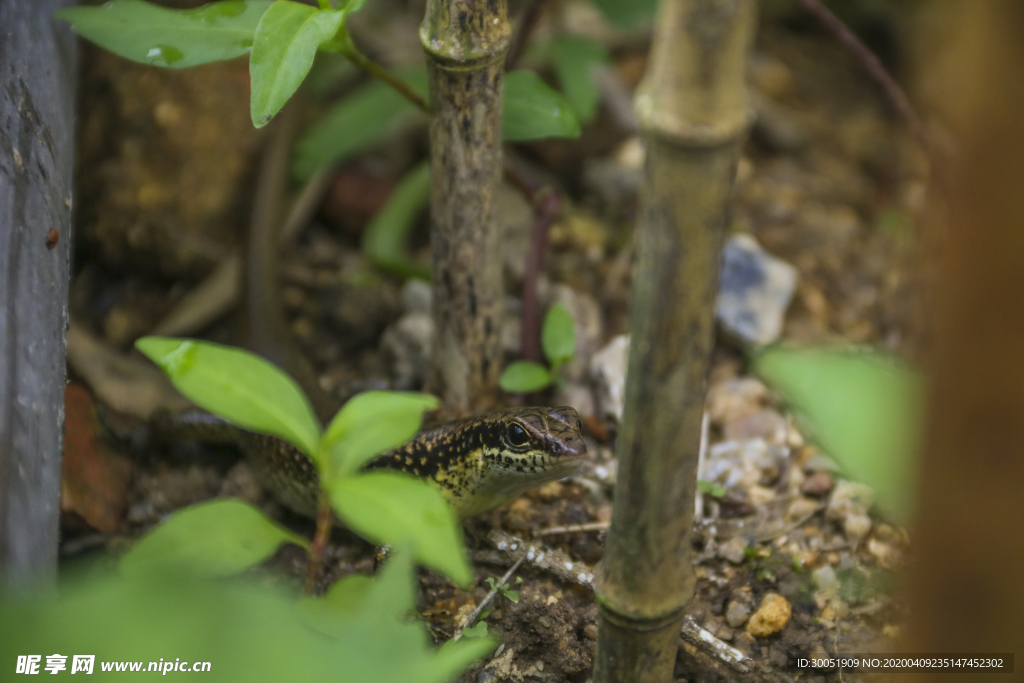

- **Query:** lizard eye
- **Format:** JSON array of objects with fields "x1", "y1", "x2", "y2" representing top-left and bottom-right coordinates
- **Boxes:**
[{"x1": 507, "y1": 423, "x2": 530, "y2": 448}]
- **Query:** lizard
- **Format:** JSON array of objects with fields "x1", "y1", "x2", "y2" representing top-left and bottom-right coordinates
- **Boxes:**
[{"x1": 162, "y1": 106, "x2": 588, "y2": 520}]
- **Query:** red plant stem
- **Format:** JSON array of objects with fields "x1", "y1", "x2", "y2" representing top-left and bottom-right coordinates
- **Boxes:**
[
  {"x1": 517, "y1": 186, "x2": 561, "y2": 364},
  {"x1": 506, "y1": 0, "x2": 551, "y2": 70},
  {"x1": 304, "y1": 493, "x2": 333, "y2": 595},
  {"x1": 794, "y1": 0, "x2": 932, "y2": 160}
]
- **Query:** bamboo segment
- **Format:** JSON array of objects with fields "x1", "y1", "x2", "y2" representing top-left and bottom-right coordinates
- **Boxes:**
[
  {"x1": 420, "y1": 0, "x2": 511, "y2": 414},
  {"x1": 593, "y1": 2, "x2": 757, "y2": 681}
]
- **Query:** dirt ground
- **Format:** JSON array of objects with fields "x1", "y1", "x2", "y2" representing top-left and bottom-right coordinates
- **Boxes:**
[{"x1": 60, "y1": 4, "x2": 926, "y2": 682}]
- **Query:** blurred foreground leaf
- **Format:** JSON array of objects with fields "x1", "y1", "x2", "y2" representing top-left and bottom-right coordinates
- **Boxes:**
[
  {"x1": 120, "y1": 499, "x2": 306, "y2": 578},
  {"x1": 331, "y1": 472, "x2": 471, "y2": 586},
  {"x1": 754, "y1": 347, "x2": 922, "y2": 521},
  {"x1": 0, "y1": 568, "x2": 489, "y2": 682},
  {"x1": 56, "y1": 0, "x2": 271, "y2": 69},
  {"x1": 503, "y1": 70, "x2": 581, "y2": 142},
  {"x1": 136, "y1": 337, "x2": 321, "y2": 457}
]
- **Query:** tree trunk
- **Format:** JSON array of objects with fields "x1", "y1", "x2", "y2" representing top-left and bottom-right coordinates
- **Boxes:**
[{"x1": 0, "y1": 0, "x2": 77, "y2": 589}]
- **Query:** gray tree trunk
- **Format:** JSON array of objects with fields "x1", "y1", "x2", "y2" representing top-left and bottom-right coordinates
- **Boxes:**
[{"x1": 0, "y1": 0, "x2": 76, "y2": 589}]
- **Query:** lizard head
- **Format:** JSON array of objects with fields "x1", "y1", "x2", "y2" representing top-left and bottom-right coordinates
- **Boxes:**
[{"x1": 450, "y1": 405, "x2": 588, "y2": 517}]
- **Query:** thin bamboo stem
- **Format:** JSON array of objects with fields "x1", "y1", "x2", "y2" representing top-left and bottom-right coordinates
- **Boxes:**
[
  {"x1": 420, "y1": 0, "x2": 511, "y2": 414},
  {"x1": 592, "y1": 1, "x2": 757, "y2": 681}
]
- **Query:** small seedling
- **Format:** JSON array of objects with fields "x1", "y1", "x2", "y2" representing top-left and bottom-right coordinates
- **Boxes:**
[
  {"x1": 696, "y1": 480, "x2": 726, "y2": 498},
  {"x1": 500, "y1": 304, "x2": 576, "y2": 393},
  {"x1": 485, "y1": 575, "x2": 523, "y2": 604}
]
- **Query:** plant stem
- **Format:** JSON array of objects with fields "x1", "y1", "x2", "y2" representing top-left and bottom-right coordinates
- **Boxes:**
[
  {"x1": 420, "y1": 0, "x2": 512, "y2": 415},
  {"x1": 593, "y1": 1, "x2": 757, "y2": 681},
  {"x1": 304, "y1": 491, "x2": 333, "y2": 595},
  {"x1": 338, "y1": 34, "x2": 429, "y2": 113}
]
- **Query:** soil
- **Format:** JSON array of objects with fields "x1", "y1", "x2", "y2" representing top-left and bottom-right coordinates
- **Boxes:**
[{"x1": 62, "y1": 5, "x2": 924, "y2": 682}]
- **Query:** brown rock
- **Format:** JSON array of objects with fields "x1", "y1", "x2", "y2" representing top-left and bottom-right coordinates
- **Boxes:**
[
  {"x1": 746, "y1": 593, "x2": 792, "y2": 637},
  {"x1": 800, "y1": 471, "x2": 835, "y2": 497}
]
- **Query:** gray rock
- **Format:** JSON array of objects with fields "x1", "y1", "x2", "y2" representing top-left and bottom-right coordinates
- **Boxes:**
[
  {"x1": 726, "y1": 600, "x2": 750, "y2": 628},
  {"x1": 716, "y1": 234, "x2": 798, "y2": 347},
  {"x1": 380, "y1": 312, "x2": 432, "y2": 389},
  {"x1": 591, "y1": 335, "x2": 630, "y2": 422},
  {"x1": 401, "y1": 279, "x2": 432, "y2": 314}
]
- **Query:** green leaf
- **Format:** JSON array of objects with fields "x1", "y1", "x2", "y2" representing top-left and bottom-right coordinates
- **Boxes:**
[
  {"x1": 310, "y1": 548, "x2": 414, "y2": 624},
  {"x1": 0, "y1": 571, "x2": 492, "y2": 683},
  {"x1": 363, "y1": 162, "x2": 431, "y2": 279},
  {"x1": 550, "y1": 34, "x2": 609, "y2": 123},
  {"x1": 589, "y1": 0, "x2": 657, "y2": 28},
  {"x1": 136, "y1": 337, "x2": 321, "y2": 457},
  {"x1": 697, "y1": 480, "x2": 726, "y2": 498},
  {"x1": 250, "y1": 1, "x2": 348, "y2": 127},
  {"x1": 56, "y1": 0, "x2": 271, "y2": 69},
  {"x1": 499, "y1": 361, "x2": 552, "y2": 393},
  {"x1": 323, "y1": 391, "x2": 439, "y2": 478},
  {"x1": 120, "y1": 499, "x2": 306, "y2": 578},
  {"x1": 504, "y1": 590, "x2": 519, "y2": 603},
  {"x1": 293, "y1": 69, "x2": 429, "y2": 179},
  {"x1": 330, "y1": 472, "x2": 471, "y2": 586},
  {"x1": 503, "y1": 70, "x2": 581, "y2": 142},
  {"x1": 754, "y1": 347, "x2": 922, "y2": 522},
  {"x1": 541, "y1": 304, "x2": 576, "y2": 366}
]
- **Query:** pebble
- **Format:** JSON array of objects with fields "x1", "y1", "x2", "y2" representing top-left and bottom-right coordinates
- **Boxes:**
[
  {"x1": 591, "y1": 335, "x2": 630, "y2": 422},
  {"x1": 705, "y1": 438, "x2": 786, "y2": 491},
  {"x1": 867, "y1": 537, "x2": 902, "y2": 569},
  {"x1": 380, "y1": 312, "x2": 432, "y2": 388},
  {"x1": 718, "y1": 536, "x2": 750, "y2": 565},
  {"x1": 826, "y1": 480, "x2": 875, "y2": 541},
  {"x1": 725, "y1": 600, "x2": 750, "y2": 628},
  {"x1": 785, "y1": 496, "x2": 819, "y2": 522},
  {"x1": 800, "y1": 471, "x2": 835, "y2": 497},
  {"x1": 746, "y1": 593, "x2": 791, "y2": 637},
  {"x1": 812, "y1": 565, "x2": 838, "y2": 593},
  {"x1": 716, "y1": 234, "x2": 798, "y2": 347},
  {"x1": 583, "y1": 624, "x2": 599, "y2": 641},
  {"x1": 723, "y1": 407, "x2": 788, "y2": 444},
  {"x1": 732, "y1": 632, "x2": 756, "y2": 656},
  {"x1": 706, "y1": 377, "x2": 769, "y2": 426}
]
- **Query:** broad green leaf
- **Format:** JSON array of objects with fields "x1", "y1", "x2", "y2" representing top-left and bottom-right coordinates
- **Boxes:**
[
  {"x1": 503, "y1": 70, "x2": 581, "y2": 142},
  {"x1": 56, "y1": 0, "x2": 271, "y2": 68},
  {"x1": 499, "y1": 361, "x2": 551, "y2": 393},
  {"x1": 589, "y1": 0, "x2": 657, "y2": 28},
  {"x1": 136, "y1": 337, "x2": 321, "y2": 457},
  {"x1": 363, "y1": 162, "x2": 431, "y2": 279},
  {"x1": 754, "y1": 347, "x2": 922, "y2": 521},
  {"x1": 120, "y1": 499, "x2": 306, "y2": 578},
  {"x1": 293, "y1": 69, "x2": 429, "y2": 179},
  {"x1": 330, "y1": 472, "x2": 471, "y2": 585},
  {"x1": 0, "y1": 571, "x2": 492, "y2": 683},
  {"x1": 323, "y1": 391, "x2": 439, "y2": 478},
  {"x1": 550, "y1": 34, "x2": 609, "y2": 123},
  {"x1": 250, "y1": 1, "x2": 347, "y2": 127},
  {"x1": 541, "y1": 304, "x2": 576, "y2": 366}
]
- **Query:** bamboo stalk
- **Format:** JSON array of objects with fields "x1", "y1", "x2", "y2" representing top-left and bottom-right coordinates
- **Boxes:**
[
  {"x1": 419, "y1": 0, "x2": 511, "y2": 414},
  {"x1": 592, "y1": 2, "x2": 757, "y2": 681}
]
